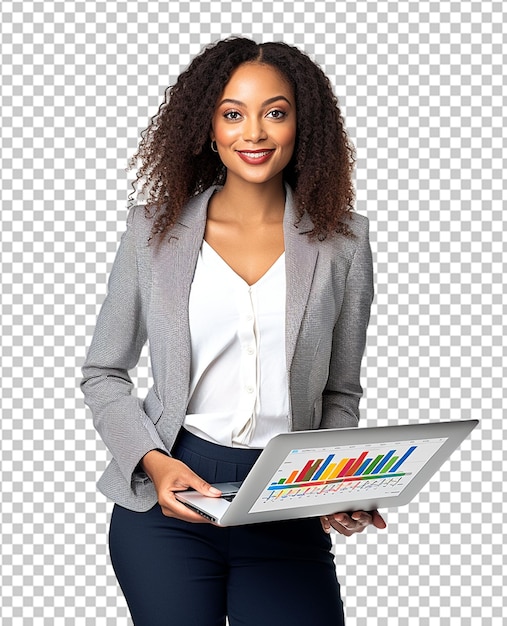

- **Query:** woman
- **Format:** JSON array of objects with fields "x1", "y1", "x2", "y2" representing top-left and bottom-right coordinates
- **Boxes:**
[{"x1": 81, "y1": 37, "x2": 385, "y2": 626}]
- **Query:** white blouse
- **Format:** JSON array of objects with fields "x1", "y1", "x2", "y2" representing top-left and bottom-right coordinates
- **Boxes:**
[{"x1": 184, "y1": 240, "x2": 290, "y2": 448}]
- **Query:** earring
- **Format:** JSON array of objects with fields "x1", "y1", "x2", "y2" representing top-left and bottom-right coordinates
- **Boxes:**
[{"x1": 211, "y1": 140, "x2": 218, "y2": 153}]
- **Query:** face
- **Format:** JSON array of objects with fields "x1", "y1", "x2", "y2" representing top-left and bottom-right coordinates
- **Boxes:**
[{"x1": 211, "y1": 62, "x2": 297, "y2": 187}]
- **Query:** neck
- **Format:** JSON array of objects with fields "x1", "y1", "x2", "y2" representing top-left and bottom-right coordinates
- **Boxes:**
[{"x1": 214, "y1": 175, "x2": 286, "y2": 224}]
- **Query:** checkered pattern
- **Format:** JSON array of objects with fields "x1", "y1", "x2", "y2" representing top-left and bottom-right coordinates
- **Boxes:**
[{"x1": 1, "y1": 0, "x2": 505, "y2": 624}]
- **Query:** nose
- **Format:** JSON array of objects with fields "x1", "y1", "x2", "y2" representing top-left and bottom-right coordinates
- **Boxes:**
[{"x1": 242, "y1": 116, "x2": 267, "y2": 143}]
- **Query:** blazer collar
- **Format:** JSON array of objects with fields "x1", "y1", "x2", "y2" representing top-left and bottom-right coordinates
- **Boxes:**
[
  {"x1": 176, "y1": 186, "x2": 218, "y2": 230},
  {"x1": 283, "y1": 186, "x2": 319, "y2": 371}
]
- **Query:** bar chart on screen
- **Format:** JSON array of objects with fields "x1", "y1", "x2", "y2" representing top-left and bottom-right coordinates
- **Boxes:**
[{"x1": 249, "y1": 437, "x2": 448, "y2": 513}]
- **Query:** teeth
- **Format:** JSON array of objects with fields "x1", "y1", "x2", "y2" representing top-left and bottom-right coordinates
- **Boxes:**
[{"x1": 241, "y1": 151, "x2": 272, "y2": 158}]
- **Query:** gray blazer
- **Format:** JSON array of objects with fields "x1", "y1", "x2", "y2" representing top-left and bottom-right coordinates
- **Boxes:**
[{"x1": 81, "y1": 185, "x2": 374, "y2": 512}]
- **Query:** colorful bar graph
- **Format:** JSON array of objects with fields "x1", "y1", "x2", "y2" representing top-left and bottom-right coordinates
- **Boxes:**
[{"x1": 272, "y1": 444, "x2": 418, "y2": 489}]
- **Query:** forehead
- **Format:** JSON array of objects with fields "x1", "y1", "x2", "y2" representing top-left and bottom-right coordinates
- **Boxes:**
[{"x1": 219, "y1": 62, "x2": 294, "y2": 101}]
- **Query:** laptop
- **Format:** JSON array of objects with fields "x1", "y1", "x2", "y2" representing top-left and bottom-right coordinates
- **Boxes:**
[{"x1": 175, "y1": 420, "x2": 478, "y2": 526}]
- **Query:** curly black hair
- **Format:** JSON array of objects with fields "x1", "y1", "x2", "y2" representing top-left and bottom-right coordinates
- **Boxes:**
[{"x1": 128, "y1": 37, "x2": 356, "y2": 240}]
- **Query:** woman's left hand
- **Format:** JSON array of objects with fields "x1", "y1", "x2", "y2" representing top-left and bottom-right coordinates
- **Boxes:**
[{"x1": 320, "y1": 510, "x2": 386, "y2": 536}]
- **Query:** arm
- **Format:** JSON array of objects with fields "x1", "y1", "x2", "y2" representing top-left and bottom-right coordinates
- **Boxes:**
[
  {"x1": 80, "y1": 207, "x2": 166, "y2": 491},
  {"x1": 320, "y1": 217, "x2": 386, "y2": 534},
  {"x1": 81, "y1": 208, "x2": 222, "y2": 516},
  {"x1": 321, "y1": 216, "x2": 374, "y2": 429}
]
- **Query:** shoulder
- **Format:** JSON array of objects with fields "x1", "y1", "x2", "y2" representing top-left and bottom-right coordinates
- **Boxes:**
[
  {"x1": 126, "y1": 186, "x2": 220, "y2": 238},
  {"x1": 125, "y1": 204, "x2": 154, "y2": 244},
  {"x1": 340, "y1": 211, "x2": 370, "y2": 246},
  {"x1": 346, "y1": 211, "x2": 370, "y2": 236},
  {"x1": 316, "y1": 211, "x2": 371, "y2": 263}
]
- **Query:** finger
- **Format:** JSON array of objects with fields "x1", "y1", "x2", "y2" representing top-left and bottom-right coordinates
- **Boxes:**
[
  {"x1": 194, "y1": 477, "x2": 222, "y2": 497},
  {"x1": 327, "y1": 518, "x2": 355, "y2": 537},
  {"x1": 350, "y1": 511, "x2": 372, "y2": 525},
  {"x1": 320, "y1": 516, "x2": 332, "y2": 534},
  {"x1": 333, "y1": 513, "x2": 369, "y2": 534},
  {"x1": 335, "y1": 512, "x2": 367, "y2": 528},
  {"x1": 175, "y1": 467, "x2": 222, "y2": 497},
  {"x1": 371, "y1": 510, "x2": 387, "y2": 529},
  {"x1": 330, "y1": 514, "x2": 356, "y2": 536}
]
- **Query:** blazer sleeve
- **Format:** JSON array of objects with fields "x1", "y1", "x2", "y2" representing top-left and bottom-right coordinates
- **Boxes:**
[
  {"x1": 80, "y1": 206, "x2": 168, "y2": 492},
  {"x1": 321, "y1": 216, "x2": 374, "y2": 428}
]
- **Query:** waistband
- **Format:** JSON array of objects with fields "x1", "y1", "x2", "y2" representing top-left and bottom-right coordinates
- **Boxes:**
[{"x1": 173, "y1": 428, "x2": 263, "y2": 465}]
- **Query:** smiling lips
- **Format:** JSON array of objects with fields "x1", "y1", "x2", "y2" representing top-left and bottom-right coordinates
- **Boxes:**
[{"x1": 236, "y1": 149, "x2": 275, "y2": 165}]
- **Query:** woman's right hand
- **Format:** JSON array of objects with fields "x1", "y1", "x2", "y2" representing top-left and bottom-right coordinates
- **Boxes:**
[{"x1": 141, "y1": 450, "x2": 222, "y2": 522}]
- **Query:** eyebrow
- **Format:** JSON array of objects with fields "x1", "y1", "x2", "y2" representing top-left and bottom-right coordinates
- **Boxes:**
[{"x1": 217, "y1": 95, "x2": 293, "y2": 108}]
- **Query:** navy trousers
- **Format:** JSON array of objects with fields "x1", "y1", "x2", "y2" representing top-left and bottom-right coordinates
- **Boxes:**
[{"x1": 109, "y1": 429, "x2": 346, "y2": 626}]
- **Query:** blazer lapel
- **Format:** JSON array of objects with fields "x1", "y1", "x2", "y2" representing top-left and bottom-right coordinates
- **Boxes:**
[
  {"x1": 149, "y1": 187, "x2": 217, "y2": 442},
  {"x1": 283, "y1": 186, "x2": 319, "y2": 372}
]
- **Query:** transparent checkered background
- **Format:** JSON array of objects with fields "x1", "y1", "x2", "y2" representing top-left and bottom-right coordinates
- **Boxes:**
[{"x1": 1, "y1": 1, "x2": 505, "y2": 624}]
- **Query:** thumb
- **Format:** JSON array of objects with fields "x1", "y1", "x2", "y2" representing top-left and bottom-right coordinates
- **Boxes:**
[{"x1": 186, "y1": 471, "x2": 222, "y2": 497}]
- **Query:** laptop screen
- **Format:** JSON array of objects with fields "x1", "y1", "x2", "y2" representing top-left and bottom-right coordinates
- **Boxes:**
[{"x1": 248, "y1": 436, "x2": 448, "y2": 514}]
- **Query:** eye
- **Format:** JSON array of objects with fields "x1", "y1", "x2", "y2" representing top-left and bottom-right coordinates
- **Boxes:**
[
  {"x1": 223, "y1": 110, "x2": 242, "y2": 121},
  {"x1": 266, "y1": 109, "x2": 287, "y2": 120}
]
